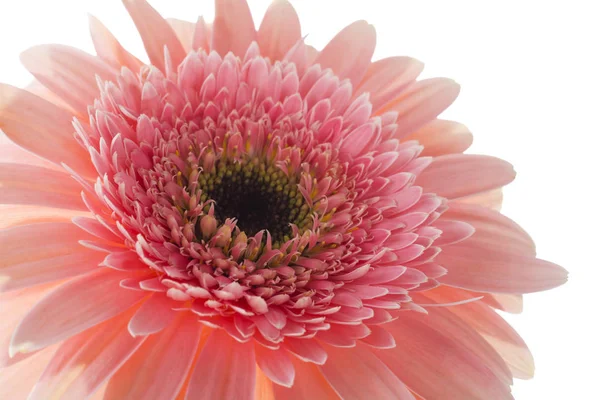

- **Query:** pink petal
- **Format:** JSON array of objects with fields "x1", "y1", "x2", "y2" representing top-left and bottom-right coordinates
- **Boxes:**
[
  {"x1": 88, "y1": 15, "x2": 142, "y2": 72},
  {"x1": 0, "y1": 205, "x2": 85, "y2": 230},
  {"x1": 0, "y1": 132, "x2": 59, "y2": 170},
  {"x1": 128, "y1": 293, "x2": 179, "y2": 336},
  {"x1": 273, "y1": 356, "x2": 340, "y2": 399},
  {"x1": 28, "y1": 311, "x2": 145, "y2": 400},
  {"x1": 212, "y1": 0, "x2": 256, "y2": 57},
  {"x1": 0, "y1": 84, "x2": 95, "y2": 175},
  {"x1": 356, "y1": 56, "x2": 424, "y2": 111},
  {"x1": 192, "y1": 16, "x2": 211, "y2": 51},
  {"x1": 320, "y1": 342, "x2": 415, "y2": 399},
  {"x1": 20, "y1": 45, "x2": 116, "y2": 115},
  {"x1": 166, "y1": 18, "x2": 196, "y2": 52},
  {"x1": 403, "y1": 119, "x2": 473, "y2": 156},
  {"x1": 415, "y1": 154, "x2": 516, "y2": 199},
  {"x1": 482, "y1": 293, "x2": 523, "y2": 314},
  {"x1": 122, "y1": 0, "x2": 186, "y2": 72},
  {"x1": 10, "y1": 268, "x2": 146, "y2": 356},
  {"x1": 284, "y1": 338, "x2": 328, "y2": 365},
  {"x1": 255, "y1": 346, "x2": 295, "y2": 388},
  {"x1": 186, "y1": 329, "x2": 256, "y2": 400},
  {"x1": 257, "y1": 0, "x2": 302, "y2": 61},
  {"x1": 315, "y1": 20, "x2": 376, "y2": 87},
  {"x1": 360, "y1": 325, "x2": 396, "y2": 349},
  {"x1": 0, "y1": 344, "x2": 58, "y2": 399},
  {"x1": 432, "y1": 220, "x2": 475, "y2": 246},
  {"x1": 105, "y1": 313, "x2": 202, "y2": 399}
]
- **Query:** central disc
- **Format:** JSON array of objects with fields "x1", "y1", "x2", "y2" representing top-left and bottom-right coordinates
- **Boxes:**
[{"x1": 198, "y1": 158, "x2": 311, "y2": 243}]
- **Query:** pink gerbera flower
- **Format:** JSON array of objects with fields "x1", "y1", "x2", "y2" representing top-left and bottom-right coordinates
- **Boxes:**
[{"x1": 0, "y1": 0, "x2": 567, "y2": 399}]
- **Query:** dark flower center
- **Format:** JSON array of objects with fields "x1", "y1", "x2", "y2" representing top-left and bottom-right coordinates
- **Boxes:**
[{"x1": 198, "y1": 158, "x2": 312, "y2": 243}]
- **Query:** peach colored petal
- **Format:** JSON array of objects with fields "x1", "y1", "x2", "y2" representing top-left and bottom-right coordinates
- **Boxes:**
[
  {"x1": 273, "y1": 356, "x2": 340, "y2": 400},
  {"x1": 457, "y1": 188, "x2": 505, "y2": 211},
  {"x1": 28, "y1": 310, "x2": 145, "y2": 400},
  {"x1": 88, "y1": 15, "x2": 143, "y2": 72},
  {"x1": 127, "y1": 293, "x2": 179, "y2": 336},
  {"x1": 10, "y1": 268, "x2": 146, "y2": 356},
  {"x1": 403, "y1": 119, "x2": 474, "y2": 156},
  {"x1": 0, "y1": 84, "x2": 95, "y2": 175},
  {"x1": 0, "y1": 164, "x2": 87, "y2": 210},
  {"x1": 381, "y1": 78, "x2": 460, "y2": 138},
  {"x1": 377, "y1": 312, "x2": 513, "y2": 400},
  {"x1": 0, "y1": 344, "x2": 58, "y2": 399},
  {"x1": 415, "y1": 154, "x2": 516, "y2": 199},
  {"x1": 167, "y1": 18, "x2": 196, "y2": 53},
  {"x1": 212, "y1": 0, "x2": 256, "y2": 57},
  {"x1": 104, "y1": 313, "x2": 202, "y2": 400},
  {"x1": 255, "y1": 367, "x2": 276, "y2": 400},
  {"x1": 258, "y1": 0, "x2": 302, "y2": 61},
  {"x1": 192, "y1": 16, "x2": 212, "y2": 51},
  {"x1": 255, "y1": 346, "x2": 296, "y2": 388},
  {"x1": 283, "y1": 337, "x2": 328, "y2": 365},
  {"x1": 319, "y1": 342, "x2": 415, "y2": 400},
  {"x1": 0, "y1": 132, "x2": 61, "y2": 171},
  {"x1": 315, "y1": 20, "x2": 376, "y2": 87},
  {"x1": 356, "y1": 56, "x2": 424, "y2": 111},
  {"x1": 20, "y1": 45, "x2": 117, "y2": 115},
  {"x1": 186, "y1": 329, "x2": 256, "y2": 400},
  {"x1": 122, "y1": 0, "x2": 186, "y2": 72},
  {"x1": 482, "y1": 293, "x2": 523, "y2": 314}
]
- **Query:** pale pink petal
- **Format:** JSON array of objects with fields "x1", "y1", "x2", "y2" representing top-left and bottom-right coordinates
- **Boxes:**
[
  {"x1": 0, "y1": 205, "x2": 87, "y2": 230},
  {"x1": 272, "y1": 356, "x2": 340, "y2": 400},
  {"x1": 123, "y1": 0, "x2": 186, "y2": 72},
  {"x1": 258, "y1": 0, "x2": 302, "y2": 61},
  {"x1": 315, "y1": 20, "x2": 376, "y2": 87},
  {"x1": 0, "y1": 133, "x2": 60, "y2": 170},
  {"x1": 192, "y1": 16, "x2": 211, "y2": 51},
  {"x1": 415, "y1": 154, "x2": 516, "y2": 199},
  {"x1": 380, "y1": 78, "x2": 460, "y2": 138},
  {"x1": 88, "y1": 15, "x2": 143, "y2": 72},
  {"x1": 482, "y1": 293, "x2": 523, "y2": 314},
  {"x1": 403, "y1": 119, "x2": 473, "y2": 156},
  {"x1": 128, "y1": 293, "x2": 179, "y2": 336},
  {"x1": 0, "y1": 344, "x2": 58, "y2": 399},
  {"x1": 284, "y1": 337, "x2": 328, "y2": 365},
  {"x1": 377, "y1": 312, "x2": 513, "y2": 400},
  {"x1": 432, "y1": 220, "x2": 475, "y2": 246},
  {"x1": 10, "y1": 268, "x2": 146, "y2": 356},
  {"x1": 186, "y1": 329, "x2": 256, "y2": 400},
  {"x1": 20, "y1": 45, "x2": 116, "y2": 115},
  {"x1": 28, "y1": 310, "x2": 145, "y2": 400},
  {"x1": 0, "y1": 84, "x2": 95, "y2": 175},
  {"x1": 319, "y1": 342, "x2": 415, "y2": 400},
  {"x1": 255, "y1": 346, "x2": 295, "y2": 388},
  {"x1": 167, "y1": 18, "x2": 196, "y2": 52},
  {"x1": 356, "y1": 56, "x2": 424, "y2": 111},
  {"x1": 212, "y1": 0, "x2": 256, "y2": 57},
  {"x1": 0, "y1": 164, "x2": 87, "y2": 210},
  {"x1": 359, "y1": 325, "x2": 396, "y2": 349},
  {"x1": 458, "y1": 188, "x2": 505, "y2": 211},
  {"x1": 104, "y1": 313, "x2": 202, "y2": 400}
]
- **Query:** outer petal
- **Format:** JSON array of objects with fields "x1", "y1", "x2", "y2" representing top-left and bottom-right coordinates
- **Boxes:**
[
  {"x1": 212, "y1": 0, "x2": 256, "y2": 57},
  {"x1": 315, "y1": 20, "x2": 376, "y2": 87},
  {"x1": 127, "y1": 293, "x2": 179, "y2": 336},
  {"x1": 403, "y1": 119, "x2": 474, "y2": 156},
  {"x1": 105, "y1": 313, "x2": 202, "y2": 400},
  {"x1": 258, "y1": 0, "x2": 302, "y2": 61},
  {"x1": 273, "y1": 356, "x2": 340, "y2": 400},
  {"x1": 377, "y1": 312, "x2": 513, "y2": 400},
  {"x1": 255, "y1": 346, "x2": 295, "y2": 388},
  {"x1": 319, "y1": 343, "x2": 415, "y2": 400},
  {"x1": 10, "y1": 268, "x2": 146, "y2": 356},
  {"x1": 28, "y1": 310, "x2": 145, "y2": 400},
  {"x1": 167, "y1": 18, "x2": 196, "y2": 52},
  {"x1": 186, "y1": 329, "x2": 256, "y2": 400},
  {"x1": 0, "y1": 84, "x2": 95, "y2": 175},
  {"x1": 122, "y1": 0, "x2": 186, "y2": 72},
  {"x1": 88, "y1": 15, "x2": 143, "y2": 72},
  {"x1": 0, "y1": 344, "x2": 58, "y2": 399},
  {"x1": 415, "y1": 154, "x2": 516, "y2": 199}
]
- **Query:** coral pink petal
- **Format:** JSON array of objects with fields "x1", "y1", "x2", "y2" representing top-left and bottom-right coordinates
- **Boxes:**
[
  {"x1": 283, "y1": 337, "x2": 328, "y2": 365},
  {"x1": 104, "y1": 313, "x2": 202, "y2": 400},
  {"x1": 88, "y1": 15, "x2": 143, "y2": 72},
  {"x1": 483, "y1": 293, "x2": 523, "y2": 314},
  {"x1": 254, "y1": 368, "x2": 276, "y2": 400},
  {"x1": 378, "y1": 312, "x2": 513, "y2": 400},
  {"x1": 122, "y1": 0, "x2": 186, "y2": 72},
  {"x1": 0, "y1": 344, "x2": 58, "y2": 399},
  {"x1": 0, "y1": 164, "x2": 87, "y2": 211},
  {"x1": 28, "y1": 311, "x2": 145, "y2": 400},
  {"x1": 167, "y1": 18, "x2": 196, "y2": 52},
  {"x1": 186, "y1": 329, "x2": 256, "y2": 400},
  {"x1": 359, "y1": 325, "x2": 396, "y2": 349},
  {"x1": 0, "y1": 133, "x2": 60, "y2": 171},
  {"x1": 315, "y1": 20, "x2": 376, "y2": 87},
  {"x1": 432, "y1": 220, "x2": 475, "y2": 246},
  {"x1": 255, "y1": 346, "x2": 296, "y2": 388},
  {"x1": 404, "y1": 119, "x2": 474, "y2": 156},
  {"x1": 127, "y1": 293, "x2": 179, "y2": 336},
  {"x1": 273, "y1": 356, "x2": 340, "y2": 400},
  {"x1": 458, "y1": 188, "x2": 505, "y2": 211},
  {"x1": 192, "y1": 16, "x2": 211, "y2": 51},
  {"x1": 415, "y1": 154, "x2": 516, "y2": 199},
  {"x1": 319, "y1": 342, "x2": 415, "y2": 400},
  {"x1": 356, "y1": 56, "x2": 424, "y2": 111},
  {"x1": 20, "y1": 45, "x2": 117, "y2": 115},
  {"x1": 382, "y1": 78, "x2": 460, "y2": 138},
  {"x1": 0, "y1": 222, "x2": 102, "y2": 291},
  {"x1": 10, "y1": 268, "x2": 146, "y2": 356},
  {"x1": 212, "y1": 0, "x2": 256, "y2": 57},
  {"x1": 258, "y1": 0, "x2": 302, "y2": 61},
  {"x1": 0, "y1": 84, "x2": 95, "y2": 175}
]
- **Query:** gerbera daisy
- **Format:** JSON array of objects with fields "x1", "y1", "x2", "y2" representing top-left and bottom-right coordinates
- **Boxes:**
[{"x1": 0, "y1": 0, "x2": 568, "y2": 399}]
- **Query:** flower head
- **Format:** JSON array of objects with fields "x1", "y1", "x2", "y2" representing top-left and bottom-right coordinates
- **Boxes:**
[{"x1": 0, "y1": 0, "x2": 567, "y2": 399}]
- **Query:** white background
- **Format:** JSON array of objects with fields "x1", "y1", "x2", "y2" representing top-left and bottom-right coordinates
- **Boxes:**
[{"x1": 0, "y1": 1, "x2": 598, "y2": 398}]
